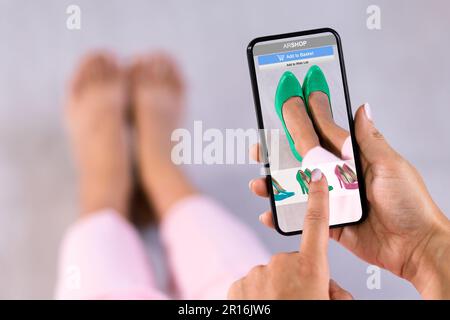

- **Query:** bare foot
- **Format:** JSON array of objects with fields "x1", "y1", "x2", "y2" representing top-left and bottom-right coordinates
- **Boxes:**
[
  {"x1": 308, "y1": 92, "x2": 349, "y2": 157},
  {"x1": 282, "y1": 97, "x2": 320, "y2": 158},
  {"x1": 129, "y1": 53, "x2": 196, "y2": 220},
  {"x1": 66, "y1": 52, "x2": 131, "y2": 218}
]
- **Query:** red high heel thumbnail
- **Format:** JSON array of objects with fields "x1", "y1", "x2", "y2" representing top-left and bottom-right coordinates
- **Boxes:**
[{"x1": 335, "y1": 164, "x2": 358, "y2": 190}]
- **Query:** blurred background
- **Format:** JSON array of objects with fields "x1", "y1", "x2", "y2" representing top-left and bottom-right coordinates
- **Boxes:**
[{"x1": 1, "y1": 0, "x2": 449, "y2": 299}]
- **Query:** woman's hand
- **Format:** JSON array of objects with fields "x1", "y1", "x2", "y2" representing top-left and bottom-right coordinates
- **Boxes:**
[
  {"x1": 250, "y1": 104, "x2": 450, "y2": 299},
  {"x1": 228, "y1": 170, "x2": 353, "y2": 300}
]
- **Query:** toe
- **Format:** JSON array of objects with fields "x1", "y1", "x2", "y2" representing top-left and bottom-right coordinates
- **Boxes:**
[
  {"x1": 129, "y1": 52, "x2": 184, "y2": 93},
  {"x1": 71, "y1": 51, "x2": 122, "y2": 95}
]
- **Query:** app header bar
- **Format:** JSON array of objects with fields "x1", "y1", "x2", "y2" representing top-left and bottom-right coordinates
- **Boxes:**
[{"x1": 253, "y1": 34, "x2": 336, "y2": 56}]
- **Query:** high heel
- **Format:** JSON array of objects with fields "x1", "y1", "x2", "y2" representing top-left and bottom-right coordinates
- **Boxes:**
[
  {"x1": 342, "y1": 163, "x2": 357, "y2": 181},
  {"x1": 305, "y1": 168, "x2": 334, "y2": 191},
  {"x1": 272, "y1": 177, "x2": 295, "y2": 201},
  {"x1": 296, "y1": 169, "x2": 310, "y2": 195},
  {"x1": 302, "y1": 65, "x2": 333, "y2": 117},
  {"x1": 334, "y1": 164, "x2": 358, "y2": 189},
  {"x1": 275, "y1": 71, "x2": 305, "y2": 162},
  {"x1": 297, "y1": 168, "x2": 334, "y2": 194}
]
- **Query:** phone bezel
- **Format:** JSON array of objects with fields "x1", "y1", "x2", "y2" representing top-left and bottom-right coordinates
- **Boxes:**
[{"x1": 247, "y1": 28, "x2": 368, "y2": 236}]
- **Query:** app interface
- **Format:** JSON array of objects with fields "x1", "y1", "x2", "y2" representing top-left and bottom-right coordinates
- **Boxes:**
[{"x1": 252, "y1": 32, "x2": 362, "y2": 233}]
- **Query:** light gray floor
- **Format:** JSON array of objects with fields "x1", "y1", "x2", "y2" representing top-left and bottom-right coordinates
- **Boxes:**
[{"x1": 1, "y1": 0, "x2": 449, "y2": 299}]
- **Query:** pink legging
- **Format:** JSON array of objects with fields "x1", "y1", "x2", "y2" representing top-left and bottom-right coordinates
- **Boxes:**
[
  {"x1": 55, "y1": 196, "x2": 270, "y2": 299},
  {"x1": 55, "y1": 138, "x2": 352, "y2": 300}
]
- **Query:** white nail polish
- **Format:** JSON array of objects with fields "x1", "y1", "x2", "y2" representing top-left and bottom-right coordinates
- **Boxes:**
[
  {"x1": 364, "y1": 103, "x2": 373, "y2": 121},
  {"x1": 248, "y1": 179, "x2": 254, "y2": 190},
  {"x1": 311, "y1": 169, "x2": 322, "y2": 182}
]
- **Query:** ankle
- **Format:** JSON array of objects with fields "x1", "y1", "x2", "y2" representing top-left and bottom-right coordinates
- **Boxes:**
[
  {"x1": 294, "y1": 138, "x2": 319, "y2": 158},
  {"x1": 80, "y1": 191, "x2": 129, "y2": 218},
  {"x1": 79, "y1": 173, "x2": 130, "y2": 218},
  {"x1": 141, "y1": 164, "x2": 197, "y2": 219}
]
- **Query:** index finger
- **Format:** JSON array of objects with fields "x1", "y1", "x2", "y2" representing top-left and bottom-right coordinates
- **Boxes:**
[{"x1": 300, "y1": 169, "x2": 330, "y2": 257}]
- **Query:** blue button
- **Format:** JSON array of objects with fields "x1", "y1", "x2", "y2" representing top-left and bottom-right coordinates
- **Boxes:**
[{"x1": 257, "y1": 46, "x2": 334, "y2": 66}]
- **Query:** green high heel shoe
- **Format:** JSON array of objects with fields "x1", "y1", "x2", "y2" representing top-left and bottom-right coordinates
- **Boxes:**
[
  {"x1": 296, "y1": 169, "x2": 310, "y2": 195},
  {"x1": 272, "y1": 178, "x2": 295, "y2": 201},
  {"x1": 302, "y1": 65, "x2": 333, "y2": 117},
  {"x1": 304, "y1": 168, "x2": 334, "y2": 192},
  {"x1": 275, "y1": 71, "x2": 305, "y2": 162},
  {"x1": 296, "y1": 168, "x2": 334, "y2": 195}
]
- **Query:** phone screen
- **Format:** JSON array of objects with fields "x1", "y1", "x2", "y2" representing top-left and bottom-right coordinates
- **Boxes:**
[{"x1": 249, "y1": 30, "x2": 365, "y2": 234}]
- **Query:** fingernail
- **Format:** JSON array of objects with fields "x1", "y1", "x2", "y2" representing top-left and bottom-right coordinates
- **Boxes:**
[
  {"x1": 258, "y1": 214, "x2": 263, "y2": 222},
  {"x1": 311, "y1": 169, "x2": 322, "y2": 182},
  {"x1": 248, "y1": 179, "x2": 254, "y2": 190},
  {"x1": 364, "y1": 103, "x2": 373, "y2": 122}
]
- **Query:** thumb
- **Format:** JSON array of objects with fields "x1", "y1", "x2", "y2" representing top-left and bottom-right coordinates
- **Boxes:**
[{"x1": 355, "y1": 103, "x2": 396, "y2": 165}]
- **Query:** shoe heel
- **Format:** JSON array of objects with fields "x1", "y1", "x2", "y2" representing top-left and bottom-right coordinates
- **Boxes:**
[
  {"x1": 335, "y1": 165, "x2": 343, "y2": 189},
  {"x1": 297, "y1": 170, "x2": 307, "y2": 195}
]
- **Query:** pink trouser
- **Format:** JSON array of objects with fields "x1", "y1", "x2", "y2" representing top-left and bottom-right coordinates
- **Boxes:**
[
  {"x1": 55, "y1": 196, "x2": 270, "y2": 299},
  {"x1": 55, "y1": 138, "x2": 353, "y2": 299},
  {"x1": 302, "y1": 136, "x2": 353, "y2": 167}
]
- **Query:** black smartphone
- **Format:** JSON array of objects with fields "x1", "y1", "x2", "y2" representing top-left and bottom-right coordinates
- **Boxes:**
[{"x1": 247, "y1": 28, "x2": 367, "y2": 235}]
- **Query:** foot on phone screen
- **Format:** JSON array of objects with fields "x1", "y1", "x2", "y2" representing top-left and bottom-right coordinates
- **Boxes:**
[
  {"x1": 282, "y1": 96, "x2": 320, "y2": 158},
  {"x1": 308, "y1": 91, "x2": 350, "y2": 157}
]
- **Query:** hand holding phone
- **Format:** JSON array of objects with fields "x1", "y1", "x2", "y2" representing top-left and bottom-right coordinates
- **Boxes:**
[
  {"x1": 247, "y1": 29, "x2": 450, "y2": 298},
  {"x1": 247, "y1": 28, "x2": 367, "y2": 235}
]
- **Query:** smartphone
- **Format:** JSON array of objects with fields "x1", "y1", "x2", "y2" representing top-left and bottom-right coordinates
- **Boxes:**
[{"x1": 247, "y1": 28, "x2": 367, "y2": 235}]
